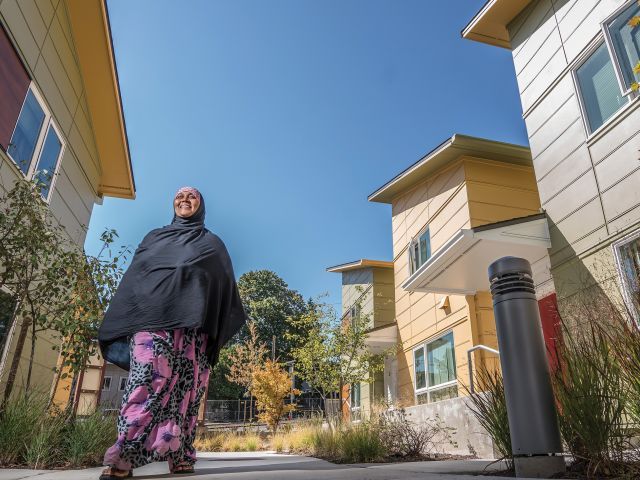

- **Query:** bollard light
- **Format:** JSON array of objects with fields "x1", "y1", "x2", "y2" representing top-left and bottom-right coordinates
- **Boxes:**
[{"x1": 488, "y1": 256, "x2": 564, "y2": 478}]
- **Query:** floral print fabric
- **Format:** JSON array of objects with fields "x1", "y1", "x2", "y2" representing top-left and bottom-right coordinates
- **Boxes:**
[{"x1": 103, "y1": 329, "x2": 210, "y2": 471}]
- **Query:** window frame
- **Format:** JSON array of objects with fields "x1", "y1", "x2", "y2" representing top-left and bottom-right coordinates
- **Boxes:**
[
  {"x1": 412, "y1": 331, "x2": 457, "y2": 404},
  {"x1": 118, "y1": 377, "x2": 127, "y2": 391},
  {"x1": 102, "y1": 376, "x2": 112, "y2": 391},
  {"x1": 0, "y1": 286, "x2": 17, "y2": 379},
  {"x1": 350, "y1": 383, "x2": 362, "y2": 422},
  {"x1": 572, "y1": 37, "x2": 631, "y2": 136},
  {"x1": 5, "y1": 83, "x2": 65, "y2": 203},
  {"x1": 408, "y1": 226, "x2": 431, "y2": 275},
  {"x1": 612, "y1": 228, "x2": 640, "y2": 323},
  {"x1": 602, "y1": 0, "x2": 640, "y2": 97}
]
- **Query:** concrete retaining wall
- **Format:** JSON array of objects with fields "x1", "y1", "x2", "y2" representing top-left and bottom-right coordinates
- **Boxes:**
[{"x1": 405, "y1": 396, "x2": 495, "y2": 458}]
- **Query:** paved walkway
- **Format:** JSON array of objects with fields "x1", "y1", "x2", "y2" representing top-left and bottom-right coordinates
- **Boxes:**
[{"x1": 0, "y1": 452, "x2": 529, "y2": 480}]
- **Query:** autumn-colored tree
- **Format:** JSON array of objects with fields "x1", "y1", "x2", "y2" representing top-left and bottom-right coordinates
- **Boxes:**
[
  {"x1": 252, "y1": 360, "x2": 300, "y2": 434},
  {"x1": 226, "y1": 321, "x2": 268, "y2": 396}
]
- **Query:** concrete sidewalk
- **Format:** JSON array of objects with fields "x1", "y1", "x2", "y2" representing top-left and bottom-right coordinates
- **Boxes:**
[{"x1": 0, "y1": 452, "x2": 529, "y2": 480}]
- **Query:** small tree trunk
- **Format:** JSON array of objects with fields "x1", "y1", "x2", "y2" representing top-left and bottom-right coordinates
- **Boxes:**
[
  {"x1": 25, "y1": 317, "x2": 37, "y2": 391},
  {"x1": 2, "y1": 316, "x2": 30, "y2": 405}
]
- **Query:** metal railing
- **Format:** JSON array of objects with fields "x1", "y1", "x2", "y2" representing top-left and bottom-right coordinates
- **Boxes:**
[{"x1": 467, "y1": 344, "x2": 500, "y2": 394}]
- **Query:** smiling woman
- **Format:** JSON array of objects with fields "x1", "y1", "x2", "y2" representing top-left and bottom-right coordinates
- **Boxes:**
[
  {"x1": 173, "y1": 186, "x2": 202, "y2": 218},
  {"x1": 97, "y1": 186, "x2": 248, "y2": 480}
]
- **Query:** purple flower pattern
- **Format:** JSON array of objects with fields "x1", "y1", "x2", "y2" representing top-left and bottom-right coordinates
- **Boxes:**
[{"x1": 103, "y1": 329, "x2": 210, "y2": 471}]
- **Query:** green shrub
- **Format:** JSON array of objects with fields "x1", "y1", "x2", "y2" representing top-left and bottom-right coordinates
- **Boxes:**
[
  {"x1": 24, "y1": 413, "x2": 66, "y2": 468},
  {"x1": 338, "y1": 423, "x2": 385, "y2": 463},
  {"x1": 552, "y1": 320, "x2": 628, "y2": 478},
  {"x1": 0, "y1": 392, "x2": 49, "y2": 465},
  {"x1": 463, "y1": 368, "x2": 512, "y2": 468},
  {"x1": 65, "y1": 410, "x2": 118, "y2": 467}
]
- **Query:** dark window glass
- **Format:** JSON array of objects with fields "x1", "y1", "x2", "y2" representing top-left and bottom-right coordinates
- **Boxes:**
[
  {"x1": 618, "y1": 235, "x2": 640, "y2": 317},
  {"x1": 414, "y1": 347, "x2": 426, "y2": 390},
  {"x1": 33, "y1": 126, "x2": 62, "y2": 199},
  {"x1": 7, "y1": 89, "x2": 45, "y2": 174},
  {"x1": 0, "y1": 290, "x2": 16, "y2": 355},
  {"x1": 576, "y1": 43, "x2": 627, "y2": 132},
  {"x1": 427, "y1": 332, "x2": 456, "y2": 387},
  {"x1": 607, "y1": 1, "x2": 640, "y2": 89}
]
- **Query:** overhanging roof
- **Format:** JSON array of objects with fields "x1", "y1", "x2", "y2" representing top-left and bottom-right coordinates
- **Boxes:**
[
  {"x1": 462, "y1": 0, "x2": 534, "y2": 49},
  {"x1": 65, "y1": 0, "x2": 135, "y2": 199},
  {"x1": 402, "y1": 213, "x2": 550, "y2": 294},
  {"x1": 364, "y1": 323, "x2": 398, "y2": 355},
  {"x1": 326, "y1": 259, "x2": 393, "y2": 273},
  {"x1": 368, "y1": 134, "x2": 531, "y2": 204}
]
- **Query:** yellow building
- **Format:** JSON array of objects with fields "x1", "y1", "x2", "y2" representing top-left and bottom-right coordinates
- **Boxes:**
[
  {"x1": 0, "y1": 0, "x2": 134, "y2": 404},
  {"x1": 327, "y1": 259, "x2": 396, "y2": 421},
  {"x1": 331, "y1": 134, "x2": 554, "y2": 455}
]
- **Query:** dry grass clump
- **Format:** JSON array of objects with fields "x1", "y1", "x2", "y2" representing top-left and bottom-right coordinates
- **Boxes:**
[{"x1": 194, "y1": 431, "x2": 266, "y2": 452}]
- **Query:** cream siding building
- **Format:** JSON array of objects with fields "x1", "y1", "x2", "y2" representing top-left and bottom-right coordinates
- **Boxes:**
[
  {"x1": 464, "y1": 0, "x2": 640, "y2": 318},
  {"x1": 0, "y1": 0, "x2": 134, "y2": 401}
]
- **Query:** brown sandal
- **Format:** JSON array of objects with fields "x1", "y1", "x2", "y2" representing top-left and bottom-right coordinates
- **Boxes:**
[
  {"x1": 99, "y1": 467, "x2": 133, "y2": 480},
  {"x1": 171, "y1": 464, "x2": 195, "y2": 474}
]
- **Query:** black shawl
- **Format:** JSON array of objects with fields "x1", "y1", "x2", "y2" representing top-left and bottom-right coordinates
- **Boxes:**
[{"x1": 98, "y1": 196, "x2": 247, "y2": 370}]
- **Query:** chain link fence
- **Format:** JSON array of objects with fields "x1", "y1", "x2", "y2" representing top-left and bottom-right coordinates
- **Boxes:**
[{"x1": 205, "y1": 397, "x2": 335, "y2": 424}]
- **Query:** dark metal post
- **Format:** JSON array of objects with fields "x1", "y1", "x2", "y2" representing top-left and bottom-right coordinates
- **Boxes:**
[{"x1": 488, "y1": 256, "x2": 564, "y2": 478}]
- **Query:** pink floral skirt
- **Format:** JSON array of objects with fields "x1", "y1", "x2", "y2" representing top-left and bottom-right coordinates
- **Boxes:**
[{"x1": 103, "y1": 328, "x2": 210, "y2": 470}]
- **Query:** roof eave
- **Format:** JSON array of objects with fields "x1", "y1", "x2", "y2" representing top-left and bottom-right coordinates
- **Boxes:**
[
  {"x1": 461, "y1": 0, "x2": 534, "y2": 49},
  {"x1": 326, "y1": 259, "x2": 394, "y2": 273},
  {"x1": 65, "y1": 0, "x2": 135, "y2": 200},
  {"x1": 368, "y1": 134, "x2": 531, "y2": 204}
]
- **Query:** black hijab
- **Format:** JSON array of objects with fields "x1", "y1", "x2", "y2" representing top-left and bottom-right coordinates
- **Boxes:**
[{"x1": 98, "y1": 193, "x2": 247, "y2": 370}]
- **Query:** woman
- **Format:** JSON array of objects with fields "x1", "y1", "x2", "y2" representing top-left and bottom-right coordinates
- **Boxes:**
[{"x1": 98, "y1": 187, "x2": 247, "y2": 479}]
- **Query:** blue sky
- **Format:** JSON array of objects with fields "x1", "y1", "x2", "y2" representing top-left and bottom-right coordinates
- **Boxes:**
[{"x1": 87, "y1": 0, "x2": 528, "y2": 307}]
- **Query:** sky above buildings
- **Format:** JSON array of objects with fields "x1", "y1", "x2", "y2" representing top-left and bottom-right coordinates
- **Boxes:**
[{"x1": 87, "y1": 0, "x2": 528, "y2": 307}]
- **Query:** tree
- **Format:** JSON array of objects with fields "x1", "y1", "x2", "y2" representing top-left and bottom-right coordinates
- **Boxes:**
[
  {"x1": 286, "y1": 298, "x2": 391, "y2": 418},
  {"x1": 237, "y1": 270, "x2": 310, "y2": 360},
  {"x1": 207, "y1": 346, "x2": 245, "y2": 400},
  {"x1": 252, "y1": 359, "x2": 300, "y2": 434},
  {"x1": 226, "y1": 321, "x2": 269, "y2": 397},
  {"x1": 0, "y1": 178, "x2": 127, "y2": 405}
]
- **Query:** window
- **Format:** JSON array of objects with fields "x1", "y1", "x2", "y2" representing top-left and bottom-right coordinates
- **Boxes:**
[
  {"x1": 350, "y1": 383, "x2": 361, "y2": 422},
  {"x1": 604, "y1": 0, "x2": 640, "y2": 91},
  {"x1": 348, "y1": 305, "x2": 360, "y2": 328},
  {"x1": 102, "y1": 376, "x2": 112, "y2": 391},
  {"x1": 413, "y1": 332, "x2": 457, "y2": 404},
  {"x1": 409, "y1": 228, "x2": 431, "y2": 274},
  {"x1": 614, "y1": 230, "x2": 640, "y2": 320},
  {"x1": 119, "y1": 377, "x2": 128, "y2": 391},
  {"x1": 0, "y1": 288, "x2": 16, "y2": 356},
  {"x1": 573, "y1": 1, "x2": 640, "y2": 134},
  {"x1": 6, "y1": 86, "x2": 64, "y2": 201},
  {"x1": 575, "y1": 43, "x2": 628, "y2": 132},
  {"x1": 7, "y1": 90, "x2": 45, "y2": 174}
]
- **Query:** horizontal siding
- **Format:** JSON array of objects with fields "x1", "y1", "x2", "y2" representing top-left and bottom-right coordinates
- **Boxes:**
[
  {"x1": 464, "y1": 158, "x2": 540, "y2": 227},
  {"x1": 0, "y1": 0, "x2": 109, "y2": 397},
  {"x1": 558, "y1": 0, "x2": 625, "y2": 65},
  {"x1": 0, "y1": 0, "x2": 102, "y2": 247}
]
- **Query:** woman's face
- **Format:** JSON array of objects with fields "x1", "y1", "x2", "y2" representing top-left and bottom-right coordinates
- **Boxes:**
[{"x1": 174, "y1": 190, "x2": 201, "y2": 218}]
